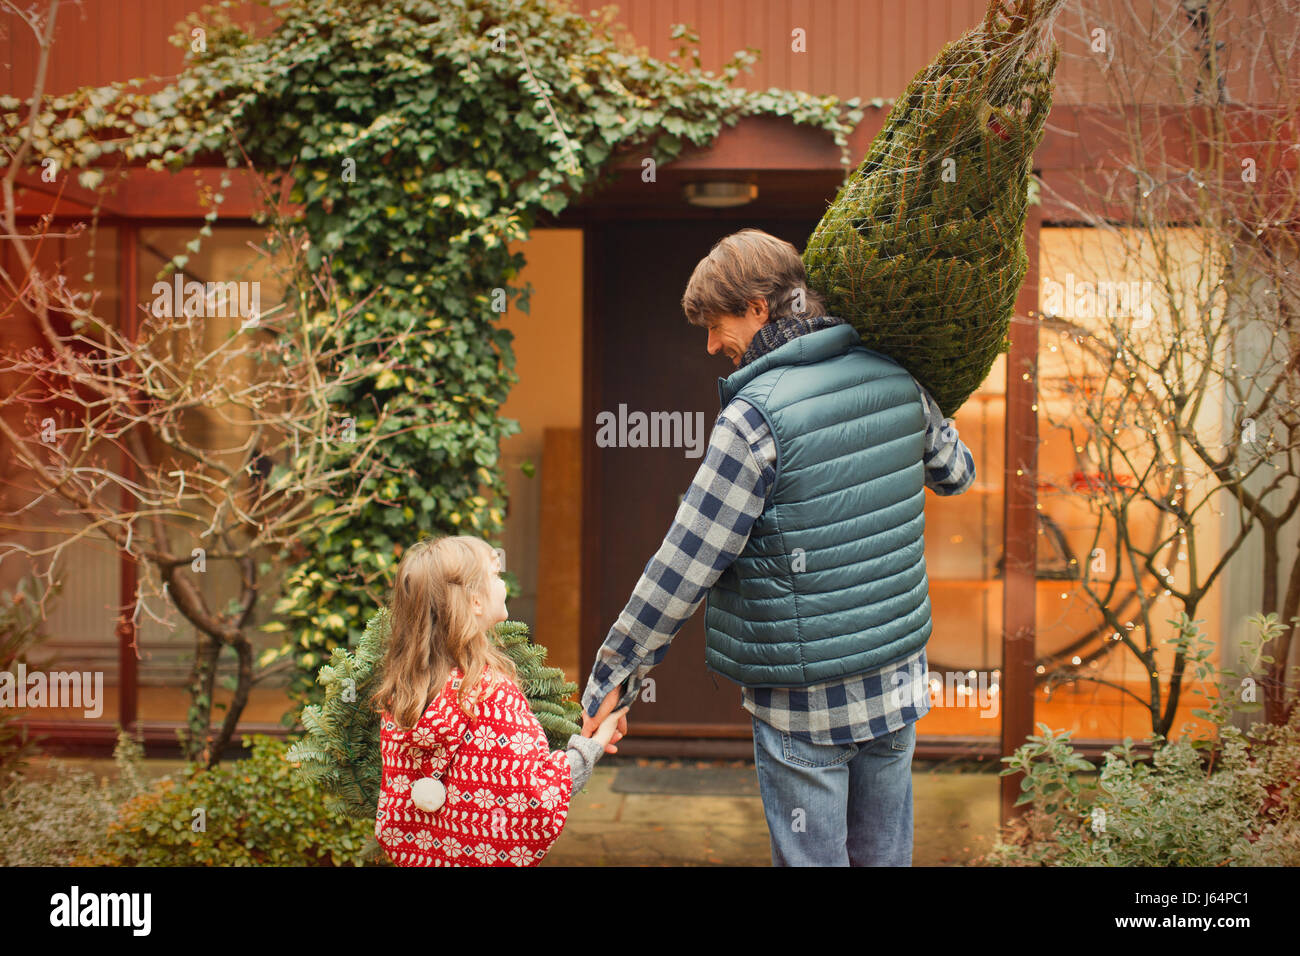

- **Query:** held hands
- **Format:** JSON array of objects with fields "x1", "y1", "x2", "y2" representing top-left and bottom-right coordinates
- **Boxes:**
[
  {"x1": 592, "y1": 707, "x2": 629, "y2": 750},
  {"x1": 581, "y1": 686, "x2": 630, "y2": 754}
]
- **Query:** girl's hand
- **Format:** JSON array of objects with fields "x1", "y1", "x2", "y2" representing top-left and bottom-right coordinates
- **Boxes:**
[
  {"x1": 592, "y1": 707, "x2": 629, "y2": 750},
  {"x1": 583, "y1": 686, "x2": 629, "y2": 754}
]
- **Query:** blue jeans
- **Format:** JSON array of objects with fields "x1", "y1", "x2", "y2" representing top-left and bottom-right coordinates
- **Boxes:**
[{"x1": 751, "y1": 715, "x2": 916, "y2": 866}]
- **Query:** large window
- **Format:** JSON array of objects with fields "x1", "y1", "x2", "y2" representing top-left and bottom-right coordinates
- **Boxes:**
[
  {"x1": 1, "y1": 226, "x2": 292, "y2": 726},
  {"x1": 1034, "y1": 226, "x2": 1222, "y2": 741},
  {"x1": 920, "y1": 226, "x2": 1224, "y2": 743}
]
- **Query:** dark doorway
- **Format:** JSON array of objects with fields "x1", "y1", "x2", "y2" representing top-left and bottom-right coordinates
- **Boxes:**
[{"x1": 582, "y1": 217, "x2": 818, "y2": 748}]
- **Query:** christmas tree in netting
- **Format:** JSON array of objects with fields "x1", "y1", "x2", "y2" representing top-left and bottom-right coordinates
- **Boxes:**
[
  {"x1": 286, "y1": 608, "x2": 583, "y2": 820},
  {"x1": 802, "y1": 0, "x2": 1065, "y2": 418}
]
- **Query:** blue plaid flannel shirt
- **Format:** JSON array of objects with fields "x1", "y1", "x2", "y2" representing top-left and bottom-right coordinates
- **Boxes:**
[{"x1": 580, "y1": 371, "x2": 976, "y2": 746}]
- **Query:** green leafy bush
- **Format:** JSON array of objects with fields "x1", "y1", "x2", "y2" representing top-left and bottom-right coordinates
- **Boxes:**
[
  {"x1": 985, "y1": 712, "x2": 1300, "y2": 866},
  {"x1": 0, "y1": 730, "x2": 149, "y2": 866},
  {"x1": 985, "y1": 613, "x2": 1300, "y2": 866},
  {"x1": 86, "y1": 735, "x2": 383, "y2": 866}
]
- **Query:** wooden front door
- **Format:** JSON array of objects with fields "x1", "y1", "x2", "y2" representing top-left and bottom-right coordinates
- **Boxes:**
[{"x1": 582, "y1": 217, "x2": 818, "y2": 742}]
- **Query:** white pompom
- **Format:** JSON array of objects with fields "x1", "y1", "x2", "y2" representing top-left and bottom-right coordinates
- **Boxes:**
[{"x1": 410, "y1": 777, "x2": 447, "y2": 813}]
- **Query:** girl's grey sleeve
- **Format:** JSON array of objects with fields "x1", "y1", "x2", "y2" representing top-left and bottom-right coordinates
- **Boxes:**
[{"x1": 565, "y1": 733, "x2": 607, "y2": 791}]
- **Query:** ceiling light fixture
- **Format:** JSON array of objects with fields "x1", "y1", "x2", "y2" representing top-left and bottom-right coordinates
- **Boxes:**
[{"x1": 683, "y1": 181, "x2": 758, "y2": 208}]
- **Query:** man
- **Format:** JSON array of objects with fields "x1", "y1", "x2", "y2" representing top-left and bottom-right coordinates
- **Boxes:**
[{"x1": 579, "y1": 228, "x2": 976, "y2": 866}]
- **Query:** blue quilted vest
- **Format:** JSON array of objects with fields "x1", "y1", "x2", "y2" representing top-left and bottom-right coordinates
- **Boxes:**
[{"x1": 703, "y1": 323, "x2": 933, "y2": 687}]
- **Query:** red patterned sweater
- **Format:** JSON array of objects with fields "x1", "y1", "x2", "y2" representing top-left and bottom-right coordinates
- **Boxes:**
[{"x1": 375, "y1": 666, "x2": 575, "y2": 867}]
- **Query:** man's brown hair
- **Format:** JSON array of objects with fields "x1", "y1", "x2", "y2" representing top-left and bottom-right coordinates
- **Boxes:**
[{"x1": 681, "y1": 228, "x2": 828, "y2": 327}]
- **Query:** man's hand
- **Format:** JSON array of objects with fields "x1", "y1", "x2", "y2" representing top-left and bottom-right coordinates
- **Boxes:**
[{"x1": 581, "y1": 685, "x2": 629, "y2": 754}]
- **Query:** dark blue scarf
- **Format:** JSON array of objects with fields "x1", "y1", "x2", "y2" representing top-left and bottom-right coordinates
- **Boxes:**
[{"x1": 739, "y1": 311, "x2": 847, "y2": 368}]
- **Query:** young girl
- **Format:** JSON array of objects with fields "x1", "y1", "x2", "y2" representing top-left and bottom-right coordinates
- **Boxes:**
[{"x1": 372, "y1": 534, "x2": 625, "y2": 866}]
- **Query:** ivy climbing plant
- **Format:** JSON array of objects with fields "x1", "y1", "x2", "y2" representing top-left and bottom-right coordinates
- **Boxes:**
[{"x1": 4, "y1": 0, "x2": 867, "y2": 719}]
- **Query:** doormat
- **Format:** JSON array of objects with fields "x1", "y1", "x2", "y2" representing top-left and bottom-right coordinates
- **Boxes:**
[{"x1": 611, "y1": 765, "x2": 760, "y2": 797}]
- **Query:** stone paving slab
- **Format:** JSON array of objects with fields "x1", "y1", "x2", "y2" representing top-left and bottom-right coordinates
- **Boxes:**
[
  {"x1": 611, "y1": 765, "x2": 760, "y2": 796},
  {"x1": 544, "y1": 760, "x2": 1003, "y2": 866},
  {"x1": 618, "y1": 793, "x2": 766, "y2": 827}
]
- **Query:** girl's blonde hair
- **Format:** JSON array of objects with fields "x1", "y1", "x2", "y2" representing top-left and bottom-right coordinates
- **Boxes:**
[{"x1": 372, "y1": 535, "x2": 518, "y2": 730}]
